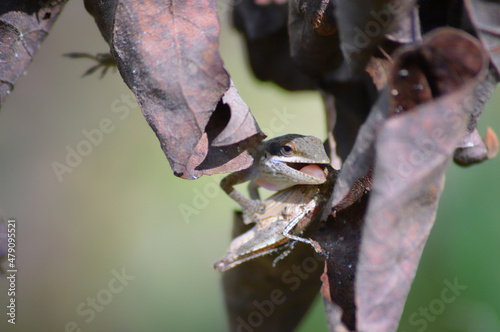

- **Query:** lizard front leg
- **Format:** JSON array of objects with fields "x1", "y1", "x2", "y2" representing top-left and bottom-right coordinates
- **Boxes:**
[
  {"x1": 220, "y1": 170, "x2": 266, "y2": 225},
  {"x1": 248, "y1": 181, "x2": 261, "y2": 200}
]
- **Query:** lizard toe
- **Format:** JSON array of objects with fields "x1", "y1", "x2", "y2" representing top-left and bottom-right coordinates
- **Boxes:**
[{"x1": 252, "y1": 200, "x2": 266, "y2": 214}]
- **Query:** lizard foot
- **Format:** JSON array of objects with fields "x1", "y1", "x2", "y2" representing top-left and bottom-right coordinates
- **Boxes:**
[
  {"x1": 242, "y1": 211, "x2": 264, "y2": 226},
  {"x1": 247, "y1": 199, "x2": 265, "y2": 214},
  {"x1": 242, "y1": 200, "x2": 266, "y2": 225}
]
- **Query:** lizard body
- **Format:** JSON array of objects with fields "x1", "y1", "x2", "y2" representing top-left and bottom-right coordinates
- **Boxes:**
[{"x1": 220, "y1": 134, "x2": 330, "y2": 224}]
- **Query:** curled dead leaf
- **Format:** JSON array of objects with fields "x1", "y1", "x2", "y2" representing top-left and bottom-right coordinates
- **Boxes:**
[{"x1": 84, "y1": 0, "x2": 264, "y2": 179}]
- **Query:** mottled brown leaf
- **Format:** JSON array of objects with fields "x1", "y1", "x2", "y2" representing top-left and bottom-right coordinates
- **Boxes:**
[
  {"x1": 354, "y1": 28, "x2": 488, "y2": 332},
  {"x1": 356, "y1": 102, "x2": 461, "y2": 332},
  {"x1": 84, "y1": 0, "x2": 264, "y2": 179},
  {"x1": 0, "y1": 0, "x2": 67, "y2": 106}
]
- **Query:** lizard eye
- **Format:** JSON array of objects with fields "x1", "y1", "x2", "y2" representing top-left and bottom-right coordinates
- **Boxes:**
[{"x1": 282, "y1": 143, "x2": 294, "y2": 155}]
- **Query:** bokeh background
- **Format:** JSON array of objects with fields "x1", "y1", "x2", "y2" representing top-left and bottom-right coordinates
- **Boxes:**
[{"x1": 0, "y1": 1, "x2": 499, "y2": 331}]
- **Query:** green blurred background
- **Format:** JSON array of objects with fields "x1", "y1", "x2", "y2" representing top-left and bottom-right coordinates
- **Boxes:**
[{"x1": 0, "y1": 1, "x2": 499, "y2": 331}]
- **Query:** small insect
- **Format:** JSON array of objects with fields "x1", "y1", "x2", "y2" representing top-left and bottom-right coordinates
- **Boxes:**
[{"x1": 214, "y1": 165, "x2": 336, "y2": 272}]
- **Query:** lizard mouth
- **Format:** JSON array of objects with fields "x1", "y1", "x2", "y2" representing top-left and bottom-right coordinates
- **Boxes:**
[{"x1": 285, "y1": 162, "x2": 327, "y2": 182}]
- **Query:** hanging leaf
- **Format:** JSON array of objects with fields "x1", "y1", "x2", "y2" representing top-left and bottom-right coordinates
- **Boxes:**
[
  {"x1": 354, "y1": 28, "x2": 487, "y2": 332},
  {"x1": 0, "y1": 0, "x2": 67, "y2": 106},
  {"x1": 84, "y1": 0, "x2": 265, "y2": 179}
]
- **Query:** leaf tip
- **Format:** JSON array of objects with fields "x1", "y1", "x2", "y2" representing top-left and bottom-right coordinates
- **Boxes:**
[{"x1": 485, "y1": 126, "x2": 499, "y2": 160}]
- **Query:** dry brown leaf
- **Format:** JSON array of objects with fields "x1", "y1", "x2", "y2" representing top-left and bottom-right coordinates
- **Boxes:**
[
  {"x1": 0, "y1": 0, "x2": 67, "y2": 106},
  {"x1": 84, "y1": 0, "x2": 265, "y2": 179}
]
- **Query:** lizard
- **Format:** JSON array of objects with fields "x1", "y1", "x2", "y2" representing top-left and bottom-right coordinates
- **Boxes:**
[{"x1": 220, "y1": 134, "x2": 330, "y2": 225}]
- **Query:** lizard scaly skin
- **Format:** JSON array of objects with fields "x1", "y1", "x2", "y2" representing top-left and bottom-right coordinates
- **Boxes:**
[{"x1": 220, "y1": 134, "x2": 330, "y2": 225}]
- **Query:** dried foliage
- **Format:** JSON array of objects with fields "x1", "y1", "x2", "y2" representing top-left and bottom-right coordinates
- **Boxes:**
[
  {"x1": 84, "y1": 0, "x2": 265, "y2": 179},
  {"x1": 0, "y1": 0, "x2": 67, "y2": 106},
  {"x1": 1, "y1": 0, "x2": 499, "y2": 331}
]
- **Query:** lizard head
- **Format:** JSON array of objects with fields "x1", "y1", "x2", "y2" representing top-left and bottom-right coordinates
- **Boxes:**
[{"x1": 261, "y1": 134, "x2": 331, "y2": 186}]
